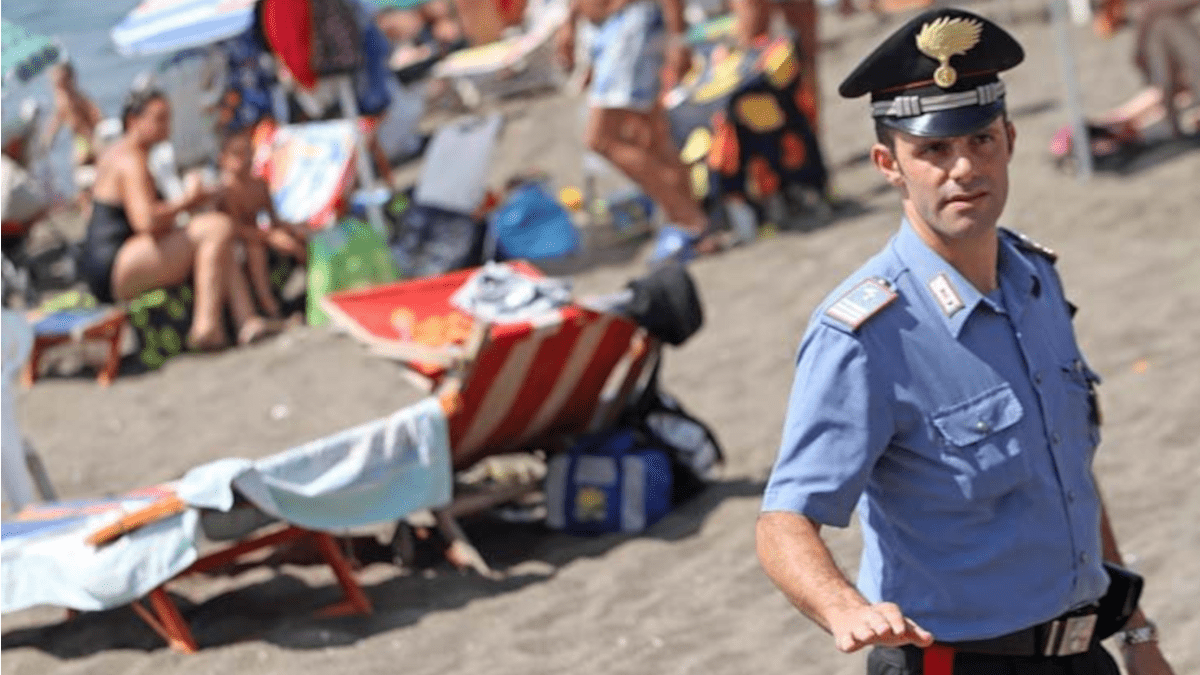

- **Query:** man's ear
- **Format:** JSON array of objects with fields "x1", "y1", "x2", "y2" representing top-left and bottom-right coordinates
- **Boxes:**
[
  {"x1": 1005, "y1": 120, "x2": 1017, "y2": 158},
  {"x1": 871, "y1": 142, "x2": 904, "y2": 188}
]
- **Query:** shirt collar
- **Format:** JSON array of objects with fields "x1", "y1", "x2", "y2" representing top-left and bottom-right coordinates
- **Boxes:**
[
  {"x1": 996, "y1": 231, "x2": 1041, "y2": 322},
  {"x1": 891, "y1": 219, "x2": 1012, "y2": 338}
]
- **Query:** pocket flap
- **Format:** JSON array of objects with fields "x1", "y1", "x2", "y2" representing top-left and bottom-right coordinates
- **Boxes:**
[{"x1": 932, "y1": 385, "x2": 1024, "y2": 446}]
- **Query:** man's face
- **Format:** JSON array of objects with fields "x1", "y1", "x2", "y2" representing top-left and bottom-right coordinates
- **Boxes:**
[
  {"x1": 872, "y1": 116, "x2": 1015, "y2": 244},
  {"x1": 220, "y1": 133, "x2": 253, "y2": 178}
]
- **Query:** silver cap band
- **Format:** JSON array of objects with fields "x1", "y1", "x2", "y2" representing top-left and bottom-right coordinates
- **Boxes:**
[{"x1": 871, "y1": 81, "x2": 1006, "y2": 118}]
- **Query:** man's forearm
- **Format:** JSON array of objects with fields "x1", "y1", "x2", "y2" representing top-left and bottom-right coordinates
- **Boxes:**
[
  {"x1": 756, "y1": 511, "x2": 870, "y2": 633},
  {"x1": 658, "y1": 0, "x2": 688, "y2": 36}
]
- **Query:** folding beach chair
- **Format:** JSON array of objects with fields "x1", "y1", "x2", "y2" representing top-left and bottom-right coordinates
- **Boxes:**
[
  {"x1": 1, "y1": 397, "x2": 455, "y2": 653},
  {"x1": 321, "y1": 262, "x2": 661, "y2": 574},
  {"x1": 22, "y1": 306, "x2": 127, "y2": 388}
]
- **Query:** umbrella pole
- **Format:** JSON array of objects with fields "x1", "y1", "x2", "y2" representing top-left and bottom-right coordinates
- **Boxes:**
[
  {"x1": 336, "y1": 75, "x2": 388, "y2": 235},
  {"x1": 1050, "y1": 0, "x2": 1094, "y2": 180}
]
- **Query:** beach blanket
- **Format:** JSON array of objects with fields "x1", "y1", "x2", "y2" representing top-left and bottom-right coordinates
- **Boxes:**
[{"x1": 1, "y1": 397, "x2": 451, "y2": 613}]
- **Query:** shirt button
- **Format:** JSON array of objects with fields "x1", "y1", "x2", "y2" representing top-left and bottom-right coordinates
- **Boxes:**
[
  {"x1": 1067, "y1": 490, "x2": 1076, "y2": 503},
  {"x1": 1079, "y1": 552, "x2": 1089, "y2": 565},
  {"x1": 1052, "y1": 433, "x2": 1062, "y2": 445},
  {"x1": 975, "y1": 421, "x2": 990, "y2": 432},
  {"x1": 1033, "y1": 372, "x2": 1043, "y2": 385}
]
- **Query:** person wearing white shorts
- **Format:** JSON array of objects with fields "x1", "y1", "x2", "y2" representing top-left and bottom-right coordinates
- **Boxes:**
[{"x1": 558, "y1": 0, "x2": 718, "y2": 260}]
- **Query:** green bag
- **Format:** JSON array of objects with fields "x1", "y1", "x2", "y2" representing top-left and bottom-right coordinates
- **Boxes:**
[{"x1": 306, "y1": 217, "x2": 400, "y2": 326}]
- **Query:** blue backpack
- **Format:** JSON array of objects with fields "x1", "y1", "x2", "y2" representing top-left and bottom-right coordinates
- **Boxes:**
[{"x1": 544, "y1": 428, "x2": 673, "y2": 536}]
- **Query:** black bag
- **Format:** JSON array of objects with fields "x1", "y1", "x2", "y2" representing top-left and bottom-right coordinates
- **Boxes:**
[
  {"x1": 622, "y1": 261, "x2": 704, "y2": 346},
  {"x1": 389, "y1": 202, "x2": 486, "y2": 278},
  {"x1": 624, "y1": 363, "x2": 724, "y2": 505}
]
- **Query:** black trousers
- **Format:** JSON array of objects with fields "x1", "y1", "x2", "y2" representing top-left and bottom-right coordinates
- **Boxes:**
[{"x1": 867, "y1": 644, "x2": 1121, "y2": 675}]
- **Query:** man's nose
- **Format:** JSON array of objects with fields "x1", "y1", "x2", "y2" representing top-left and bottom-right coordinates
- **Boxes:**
[{"x1": 948, "y1": 150, "x2": 977, "y2": 182}]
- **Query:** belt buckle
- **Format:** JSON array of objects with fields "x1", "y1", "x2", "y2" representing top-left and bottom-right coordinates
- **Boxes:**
[{"x1": 1043, "y1": 614, "x2": 1098, "y2": 657}]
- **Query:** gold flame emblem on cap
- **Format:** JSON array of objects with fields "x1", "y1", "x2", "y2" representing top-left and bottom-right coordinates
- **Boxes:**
[{"x1": 916, "y1": 16, "x2": 984, "y2": 88}]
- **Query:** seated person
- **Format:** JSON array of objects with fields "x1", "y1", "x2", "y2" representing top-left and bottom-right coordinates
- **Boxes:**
[
  {"x1": 212, "y1": 129, "x2": 307, "y2": 320},
  {"x1": 79, "y1": 88, "x2": 279, "y2": 349},
  {"x1": 1132, "y1": 0, "x2": 1200, "y2": 139},
  {"x1": 1054, "y1": 0, "x2": 1200, "y2": 161}
]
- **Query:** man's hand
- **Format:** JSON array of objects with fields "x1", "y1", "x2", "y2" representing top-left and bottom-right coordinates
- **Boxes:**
[
  {"x1": 827, "y1": 602, "x2": 934, "y2": 653},
  {"x1": 556, "y1": 24, "x2": 577, "y2": 73},
  {"x1": 1123, "y1": 642, "x2": 1175, "y2": 675}
]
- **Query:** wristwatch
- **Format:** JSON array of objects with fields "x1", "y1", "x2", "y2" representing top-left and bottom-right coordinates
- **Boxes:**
[{"x1": 1118, "y1": 620, "x2": 1158, "y2": 647}]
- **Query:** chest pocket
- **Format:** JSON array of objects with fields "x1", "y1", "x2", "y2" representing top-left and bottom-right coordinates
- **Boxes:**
[{"x1": 931, "y1": 384, "x2": 1029, "y2": 501}]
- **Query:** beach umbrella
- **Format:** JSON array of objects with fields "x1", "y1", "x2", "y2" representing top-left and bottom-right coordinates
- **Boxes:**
[
  {"x1": 1, "y1": 19, "x2": 63, "y2": 93},
  {"x1": 110, "y1": 0, "x2": 258, "y2": 57},
  {"x1": 373, "y1": 0, "x2": 432, "y2": 9}
]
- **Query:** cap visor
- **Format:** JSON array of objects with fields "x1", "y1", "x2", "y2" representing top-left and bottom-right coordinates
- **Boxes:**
[{"x1": 880, "y1": 100, "x2": 1005, "y2": 138}]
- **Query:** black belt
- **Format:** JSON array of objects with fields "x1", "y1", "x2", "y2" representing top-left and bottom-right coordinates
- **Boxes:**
[{"x1": 941, "y1": 605, "x2": 1101, "y2": 657}]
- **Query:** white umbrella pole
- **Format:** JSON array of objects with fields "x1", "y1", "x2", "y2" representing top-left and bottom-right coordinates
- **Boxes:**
[
  {"x1": 336, "y1": 75, "x2": 387, "y2": 235},
  {"x1": 1049, "y1": 0, "x2": 1094, "y2": 180}
]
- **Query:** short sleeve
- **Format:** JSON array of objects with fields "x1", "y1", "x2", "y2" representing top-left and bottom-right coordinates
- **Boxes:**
[{"x1": 761, "y1": 324, "x2": 894, "y2": 527}]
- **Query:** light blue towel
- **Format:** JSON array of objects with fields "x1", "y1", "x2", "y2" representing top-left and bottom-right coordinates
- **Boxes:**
[
  {"x1": 1, "y1": 397, "x2": 452, "y2": 613},
  {"x1": 180, "y1": 396, "x2": 453, "y2": 532}
]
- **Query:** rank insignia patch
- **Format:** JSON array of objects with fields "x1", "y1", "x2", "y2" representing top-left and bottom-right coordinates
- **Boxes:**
[{"x1": 826, "y1": 278, "x2": 898, "y2": 330}]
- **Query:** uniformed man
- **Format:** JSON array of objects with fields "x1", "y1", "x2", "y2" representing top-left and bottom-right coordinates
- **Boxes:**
[{"x1": 754, "y1": 8, "x2": 1176, "y2": 675}]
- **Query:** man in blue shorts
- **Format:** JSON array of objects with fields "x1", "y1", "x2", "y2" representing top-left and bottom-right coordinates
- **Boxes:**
[{"x1": 556, "y1": 0, "x2": 716, "y2": 257}]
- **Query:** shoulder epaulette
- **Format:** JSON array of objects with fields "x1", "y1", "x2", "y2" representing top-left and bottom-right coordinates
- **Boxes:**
[
  {"x1": 824, "y1": 277, "x2": 897, "y2": 331},
  {"x1": 1000, "y1": 227, "x2": 1057, "y2": 263}
]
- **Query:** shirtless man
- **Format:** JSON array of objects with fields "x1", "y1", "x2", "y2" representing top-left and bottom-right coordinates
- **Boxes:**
[
  {"x1": 214, "y1": 130, "x2": 307, "y2": 319},
  {"x1": 42, "y1": 63, "x2": 104, "y2": 205},
  {"x1": 557, "y1": 0, "x2": 718, "y2": 259}
]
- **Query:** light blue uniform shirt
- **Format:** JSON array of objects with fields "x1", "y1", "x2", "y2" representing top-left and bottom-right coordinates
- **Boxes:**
[{"x1": 762, "y1": 220, "x2": 1110, "y2": 642}]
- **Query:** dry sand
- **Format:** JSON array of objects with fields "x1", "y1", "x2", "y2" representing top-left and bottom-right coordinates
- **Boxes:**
[{"x1": 4, "y1": 2, "x2": 1199, "y2": 673}]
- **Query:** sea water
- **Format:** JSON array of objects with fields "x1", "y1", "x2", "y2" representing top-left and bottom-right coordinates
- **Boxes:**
[{"x1": 3, "y1": 0, "x2": 160, "y2": 195}]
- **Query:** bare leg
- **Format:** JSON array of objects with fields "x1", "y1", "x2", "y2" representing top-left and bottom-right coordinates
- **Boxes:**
[
  {"x1": 223, "y1": 248, "x2": 281, "y2": 345},
  {"x1": 586, "y1": 107, "x2": 707, "y2": 233},
  {"x1": 731, "y1": 0, "x2": 771, "y2": 46},
  {"x1": 111, "y1": 212, "x2": 236, "y2": 347},
  {"x1": 779, "y1": 0, "x2": 821, "y2": 138},
  {"x1": 1142, "y1": 19, "x2": 1185, "y2": 137},
  {"x1": 244, "y1": 240, "x2": 282, "y2": 319}
]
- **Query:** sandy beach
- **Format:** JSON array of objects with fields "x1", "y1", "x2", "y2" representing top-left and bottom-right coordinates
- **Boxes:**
[{"x1": 4, "y1": 1, "x2": 1199, "y2": 673}]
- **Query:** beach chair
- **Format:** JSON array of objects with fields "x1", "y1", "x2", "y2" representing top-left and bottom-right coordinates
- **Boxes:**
[
  {"x1": 430, "y1": 1, "x2": 566, "y2": 108},
  {"x1": 1, "y1": 397, "x2": 455, "y2": 653},
  {"x1": 21, "y1": 307, "x2": 127, "y2": 388},
  {"x1": 321, "y1": 262, "x2": 661, "y2": 574}
]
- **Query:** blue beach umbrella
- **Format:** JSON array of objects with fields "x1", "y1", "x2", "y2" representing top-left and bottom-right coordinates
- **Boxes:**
[
  {"x1": 1, "y1": 18, "x2": 63, "y2": 93},
  {"x1": 110, "y1": 0, "x2": 258, "y2": 57}
]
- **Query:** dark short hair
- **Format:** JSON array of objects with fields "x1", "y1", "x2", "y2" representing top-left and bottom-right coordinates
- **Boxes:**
[
  {"x1": 875, "y1": 120, "x2": 896, "y2": 149},
  {"x1": 121, "y1": 88, "x2": 167, "y2": 131}
]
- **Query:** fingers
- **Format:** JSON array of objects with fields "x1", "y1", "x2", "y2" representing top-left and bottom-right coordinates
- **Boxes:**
[
  {"x1": 905, "y1": 618, "x2": 935, "y2": 647},
  {"x1": 831, "y1": 604, "x2": 935, "y2": 653}
]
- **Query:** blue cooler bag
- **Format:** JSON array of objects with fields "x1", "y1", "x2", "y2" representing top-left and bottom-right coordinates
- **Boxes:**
[{"x1": 545, "y1": 428, "x2": 673, "y2": 535}]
